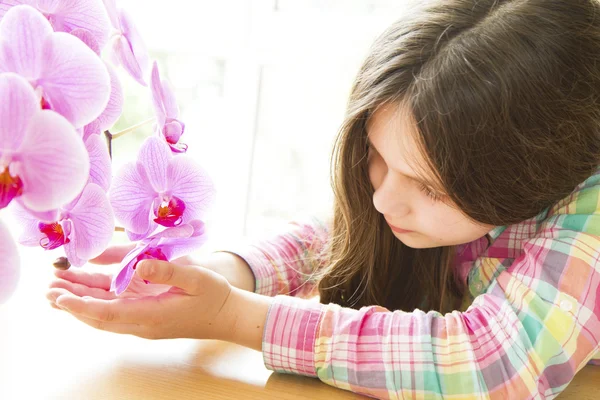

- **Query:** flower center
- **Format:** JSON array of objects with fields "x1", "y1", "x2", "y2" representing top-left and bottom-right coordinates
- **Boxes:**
[
  {"x1": 153, "y1": 195, "x2": 186, "y2": 227},
  {"x1": 40, "y1": 96, "x2": 52, "y2": 110},
  {"x1": 0, "y1": 166, "x2": 24, "y2": 210},
  {"x1": 38, "y1": 222, "x2": 70, "y2": 250}
]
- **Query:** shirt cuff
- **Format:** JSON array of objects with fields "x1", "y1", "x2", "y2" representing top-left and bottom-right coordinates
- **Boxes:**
[
  {"x1": 214, "y1": 243, "x2": 280, "y2": 297},
  {"x1": 261, "y1": 295, "x2": 325, "y2": 377}
]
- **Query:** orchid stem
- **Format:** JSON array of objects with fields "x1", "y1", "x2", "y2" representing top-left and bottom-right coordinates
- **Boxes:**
[{"x1": 111, "y1": 117, "x2": 156, "y2": 139}]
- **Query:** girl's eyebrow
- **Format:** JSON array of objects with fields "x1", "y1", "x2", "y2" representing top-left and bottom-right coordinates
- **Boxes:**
[{"x1": 366, "y1": 136, "x2": 445, "y2": 192}]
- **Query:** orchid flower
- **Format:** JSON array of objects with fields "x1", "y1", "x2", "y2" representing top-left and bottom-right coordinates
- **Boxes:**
[
  {"x1": 0, "y1": 73, "x2": 89, "y2": 212},
  {"x1": 109, "y1": 136, "x2": 215, "y2": 241},
  {"x1": 150, "y1": 61, "x2": 187, "y2": 153},
  {"x1": 83, "y1": 62, "x2": 124, "y2": 140},
  {"x1": 85, "y1": 133, "x2": 112, "y2": 192},
  {"x1": 0, "y1": 5, "x2": 110, "y2": 129},
  {"x1": 13, "y1": 182, "x2": 114, "y2": 267},
  {"x1": 0, "y1": 219, "x2": 20, "y2": 304},
  {"x1": 111, "y1": 220, "x2": 207, "y2": 295},
  {"x1": 103, "y1": 0, "x2": 150, "y2": 86},
  {"x1": 66, "y1": 27, "x2": 124, "y2": 140},
  {"x1": 0, "y1": 0, "x2": 112, "y2": 50}
]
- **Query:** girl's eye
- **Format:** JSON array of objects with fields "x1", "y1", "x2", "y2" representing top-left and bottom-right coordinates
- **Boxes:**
[{"x1": 419, "y1": 183, "x2": 442, "y2": 202}]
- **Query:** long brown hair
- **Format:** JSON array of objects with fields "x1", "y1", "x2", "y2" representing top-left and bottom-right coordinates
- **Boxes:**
[{"x1": 317, "y1": 0, "x2": 600, "y2": 314}]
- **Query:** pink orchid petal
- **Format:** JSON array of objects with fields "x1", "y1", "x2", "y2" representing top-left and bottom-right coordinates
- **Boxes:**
[
  {"x1": 64, "y1": 237, "x2": 88, "y2": 267},
  {"x1": 188, "y1": 220, "x2": 206, "y2": 237},
  {"x1": 83, "y1": 119, "x2": 101, "y2": 140},
  {"x1": 40, "y1": 32, "x2": 110, "y2": 128},
  {"x1": 113, "y1": 9, "x2": 149, "y2": 86},
  {"x1": 93, "y1": 62, "x2": 123, "y2": 131},
  {"x1": 163, "y1": 119, "x2": 184, "y2": 145},
  {"x1": 168, "y1": 156, "x2": 215, "y2": 221},
  {"x1": 0, "y1": 219, "x2": 20, "y2": 303},
  {"x1": 112, "y1": 257, "x2": 137, "y2": 294},
  {"x1": 17, "y1": 110, "x2": 89, "y2": 212},
  {"x1": 150, "y1": 61, "x2": 166, "y2": 126},
  {"x1": 101, "y1": 0, "x2": 119, "y2": 29},
  {"x1": 138, "y1": 136, "x2": 171, "y2": 193},
  {"x1": 111, "y1": 242, "x2": 151, "y2": 294},
  {"x1": 158, "y1": 231, "x2": 208, "y2": 261},
  {"x1": 112, "y1": 34, "x2": 146, "y2": 86},
  {"x1": 167, "y1": 141, "x2": 188, "y2": 154},
  {"x1": 35, "y1": 0, "x2": 111, "y2": 50},
  {"x1": 109, "y1": 162, "x2": 155, "y2": 235},
  {"x1": 145, "y1": 223, "x2": 194, "y2": 242},
  {"x1": 15, "y1": 199, "x2": 59, "y2": 222},
  {"x1": 85, "y1": 134, "x2": 112, "y2": 191},
  {"x1": 67, "y1": 183, "x2": 114, "y2": 260},
  {"x1": 161, "y1": 80, "x2": 180, "y2": 118},
  {"x1": 0, "y1": 5, "x2": 52, "y2": 78},
  {"x1": 126, "y1": 227, "x2": 155, "y2": 242},
  {"x1": 0, "y1": 73, "x2": 37, "y2": 151},
  {"x1": 69, "y1": 28, "x2": 101, "y2": 55},
  {"x1": 10, "y1": 201, "x2": 45, "y2": 246},
  {"x1": 0, "y1": 1, "x2": 24, "y2": 18}
]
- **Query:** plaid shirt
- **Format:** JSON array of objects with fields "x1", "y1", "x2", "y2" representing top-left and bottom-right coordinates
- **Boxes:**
[{"x1": 230, "y1": 169, "x2": 600, "y2": 399}]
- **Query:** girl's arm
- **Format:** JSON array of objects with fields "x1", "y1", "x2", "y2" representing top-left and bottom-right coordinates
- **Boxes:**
[
  {"x1": 216, "y1": 216, "x2": 330, "y2": 298},
  {"x1": 227, "y1": 170, "x2": 600, "y2": 399}
]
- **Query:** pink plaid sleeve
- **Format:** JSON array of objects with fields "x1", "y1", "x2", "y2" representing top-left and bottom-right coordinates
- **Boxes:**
[
  {"x1": 226, "y1": 217, "x2": 330, "y2": 297},
  {"x1": 261, "y1": 170, "x2": 600, "y2": 399}
]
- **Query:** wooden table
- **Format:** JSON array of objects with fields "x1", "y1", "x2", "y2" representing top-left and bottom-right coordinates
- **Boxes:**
[{"x1": 0, "y1": 249, "x2": 598, "y2": 399}]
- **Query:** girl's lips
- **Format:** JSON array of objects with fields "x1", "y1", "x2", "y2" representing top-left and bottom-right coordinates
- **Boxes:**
[{"x1": 387, "y1": 222, "x2": 412, "y2": 233}]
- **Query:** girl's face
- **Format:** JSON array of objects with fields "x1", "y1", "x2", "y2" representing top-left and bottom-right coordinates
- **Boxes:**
[{"x1": 367, "y1": 104, "x2": 493, "y2": 248}]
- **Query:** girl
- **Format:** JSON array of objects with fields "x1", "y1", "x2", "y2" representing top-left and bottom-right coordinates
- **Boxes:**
[{"x1": 46, "y1": 0, "x2": 600, "y2": 398}]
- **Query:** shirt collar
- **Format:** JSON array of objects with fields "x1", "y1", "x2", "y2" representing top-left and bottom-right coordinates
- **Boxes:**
[{"x1": 486, "y1": 225, "x2": 507, "y2": 246}]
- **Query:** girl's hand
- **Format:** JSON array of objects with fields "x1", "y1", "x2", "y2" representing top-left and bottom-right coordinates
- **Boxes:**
[{"x1": 46, "y1": 259, "x2": 237, "y2": 341}]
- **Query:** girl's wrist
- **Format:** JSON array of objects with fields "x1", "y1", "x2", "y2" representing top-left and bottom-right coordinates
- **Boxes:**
[{"x1": 219, "y1": 286, "x2": 272, "y2": 351}]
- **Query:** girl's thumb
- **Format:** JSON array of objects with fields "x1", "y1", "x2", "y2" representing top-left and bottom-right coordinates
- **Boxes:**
[{"x1": 136, "y1": 260, "x2": 201, "y2": 294}]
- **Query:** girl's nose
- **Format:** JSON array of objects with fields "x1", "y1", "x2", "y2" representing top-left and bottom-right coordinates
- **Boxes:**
[{"x1": 372, "y1": 175, "x2": 410, "y2": 217}]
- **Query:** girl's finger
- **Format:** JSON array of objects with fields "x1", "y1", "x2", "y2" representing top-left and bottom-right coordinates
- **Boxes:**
[
  {"x1": 48, "y1": 278, "x2": 115, "y2": 300},
  {"x1": 88, "y1": 244, "x2": 136, "y2": 265},
  {"x1": 46, "y1": 287, "x2": 75, "y2": 304},
  {"x1": 136, "y1": 260, "x2": 213, "y2": 295},
  {"x1": 53, "y1": 268, "x2": 112, "y2": 290},
  {"x1": 55, "y1": 293, "x2": 166, "y2": 326}
]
